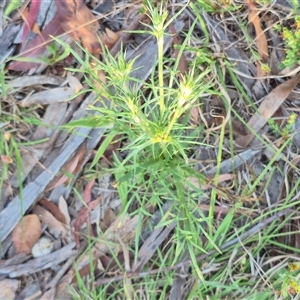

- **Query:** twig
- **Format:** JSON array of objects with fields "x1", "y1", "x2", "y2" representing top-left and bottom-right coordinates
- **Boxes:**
[{"x1": 44, "y1": 255, "x2": 76, "y2": 291}]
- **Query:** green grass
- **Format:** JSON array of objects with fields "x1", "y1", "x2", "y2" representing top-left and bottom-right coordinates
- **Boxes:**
[
  {"x1": 0, "y1": 67, "x2": 53, "y2": 216},
  {"x1": 0, "y1": 67, "x2": 26, "y2": 204}
]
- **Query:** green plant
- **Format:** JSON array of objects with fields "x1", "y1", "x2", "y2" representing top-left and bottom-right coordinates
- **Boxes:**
[
  {"x1": 0, "y1": 68, "x2": 23, "y2": 202},
  {"x1": 4, "y1": 0, "x2": 22, "y2": 17},
  {"x1": 42, "y1": 42, "x2": 71, "y2": 66},
  {"x1": 57, "y1": 2, "x2": 222, "y2": 296},
  {"x1": 281, "y1": 16, "x2": 300, "y2": 68},
  {"x1": 0, "y1": 68, "x2": 49, "y2": 207},
  {"x1": 272, "y1": 262, "x2": 300, "y2": 298},
  {"x1": 268, "y1": 113, "x2": 297, "y2": 139}
]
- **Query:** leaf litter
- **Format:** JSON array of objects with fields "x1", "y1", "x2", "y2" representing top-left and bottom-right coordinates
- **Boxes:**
[{"x1": 1, "y1": 0, "x2": 300, "y2": 299}]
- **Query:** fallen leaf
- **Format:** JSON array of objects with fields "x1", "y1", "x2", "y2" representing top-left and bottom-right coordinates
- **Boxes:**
[
  {"x1": 247, "y1": 0, "x2": 268, "y2": 63},
  {"x1": 47, "y1": 142, "x2": 86, "y2": 190},
  {"x1": 39, "y1": 199, "x2": 66, "y2": 224},
  {"x1": 19, "y1": 87, "x2": 79, "y2": 106},
  {"x1": 98, "y1": 252, "x2": 125, "y2": 269},
  {"x1": 236, "y1": 73, "x2": 300, "y2": 148},
  {"x1": 73, "y1": 196, "x2": 102, "y2": 248},
  {"x1": 70, "y1": 141, "x2": 87, "y2": 175},
  {"x1": 190, "y1": 106, "x2": 200, "y2": 125},
  {"x1": 54, "y1": 0, "x2": 101, "y2": 55},
  {"x1": 99, "y1": 28, "x2": 120, "y2": 49},
  {"x1": 83, "y1": 179, "x2": 95, "y2": 204},
  {"x1": 32, "y1": 205, "x2": 67, "y2": 239},
  {"x1": 202, "y1": 174, "x2": 235, "y2": 190},
  {"x1": 187, "y1": 174, "x2": 235, "y2": 190},
  {"x1": 12, "y1": 214, "x2": 42, "y2": 254},
  {"x1": 67, "y1": 72, "x2": 83, "y2": 94},
  {"x1": 8, "y1": 75, "x2": 65, "y2": 88},
  {"x1": 21, "y1": 0, "x2": 41, "y2": 43},
  {"x1": 19, "y1": 74, "x2": 83, "y2": 106},
  {"x1": 8, "y1": 15, "x2": 64, "y2": 71},
  {"x1": 59, "y1": 196, "x2": 71, "y2": 227}
]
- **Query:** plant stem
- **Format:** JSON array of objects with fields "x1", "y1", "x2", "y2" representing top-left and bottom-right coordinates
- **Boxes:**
[{"x1": 157, "y1": 36, "x2": 165, "y2": 116}]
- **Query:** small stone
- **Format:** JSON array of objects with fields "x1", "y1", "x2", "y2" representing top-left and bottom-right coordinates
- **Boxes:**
[{"x1": 31, "y1": 236, "x2": 54, "y2": 258}]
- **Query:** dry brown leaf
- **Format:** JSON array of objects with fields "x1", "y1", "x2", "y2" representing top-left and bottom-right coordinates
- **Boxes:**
[
  {"x1": 236, "y1": 73, "x2": 300, "y2": 148},
  {"x1": 55, "y1": 0, "x2": 101, "y2": 55},
  {"x1": 59, "y1": 196, "x2": 71, "y2": 228},
  {"x1": 73, "y1": 196, "x2": 102, "y2": 248},
  {"x1": 12, "y1": 214, "x2": 42, "y2": 254},
  {"x1": 71, "y1": 142, "x2": 87, "y2": 173},
  {"x1": 247, "y1": 0, "x2": 268, "y2": 63},
  {"x1": 187, "y1": 174, "x2": 235, "y2": 190},
  {"x1": 48, "y1": 142, "x2": 86, "y2": 190},
  {"x1": 83, "y1": 179, "x2": 95, "y2": 204},
  {"x1": 39, "y1": 199, "x2": 66, "y2": 224},
  {"x1": 32, "y1": 205, "x2": 67, "y2": 239},
  {"x1": 99, "y1": 28, "x2": 120, "y2": 49},
  {"x1": 190, "y1": 106, "x2": 200, "y2": 125}
]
